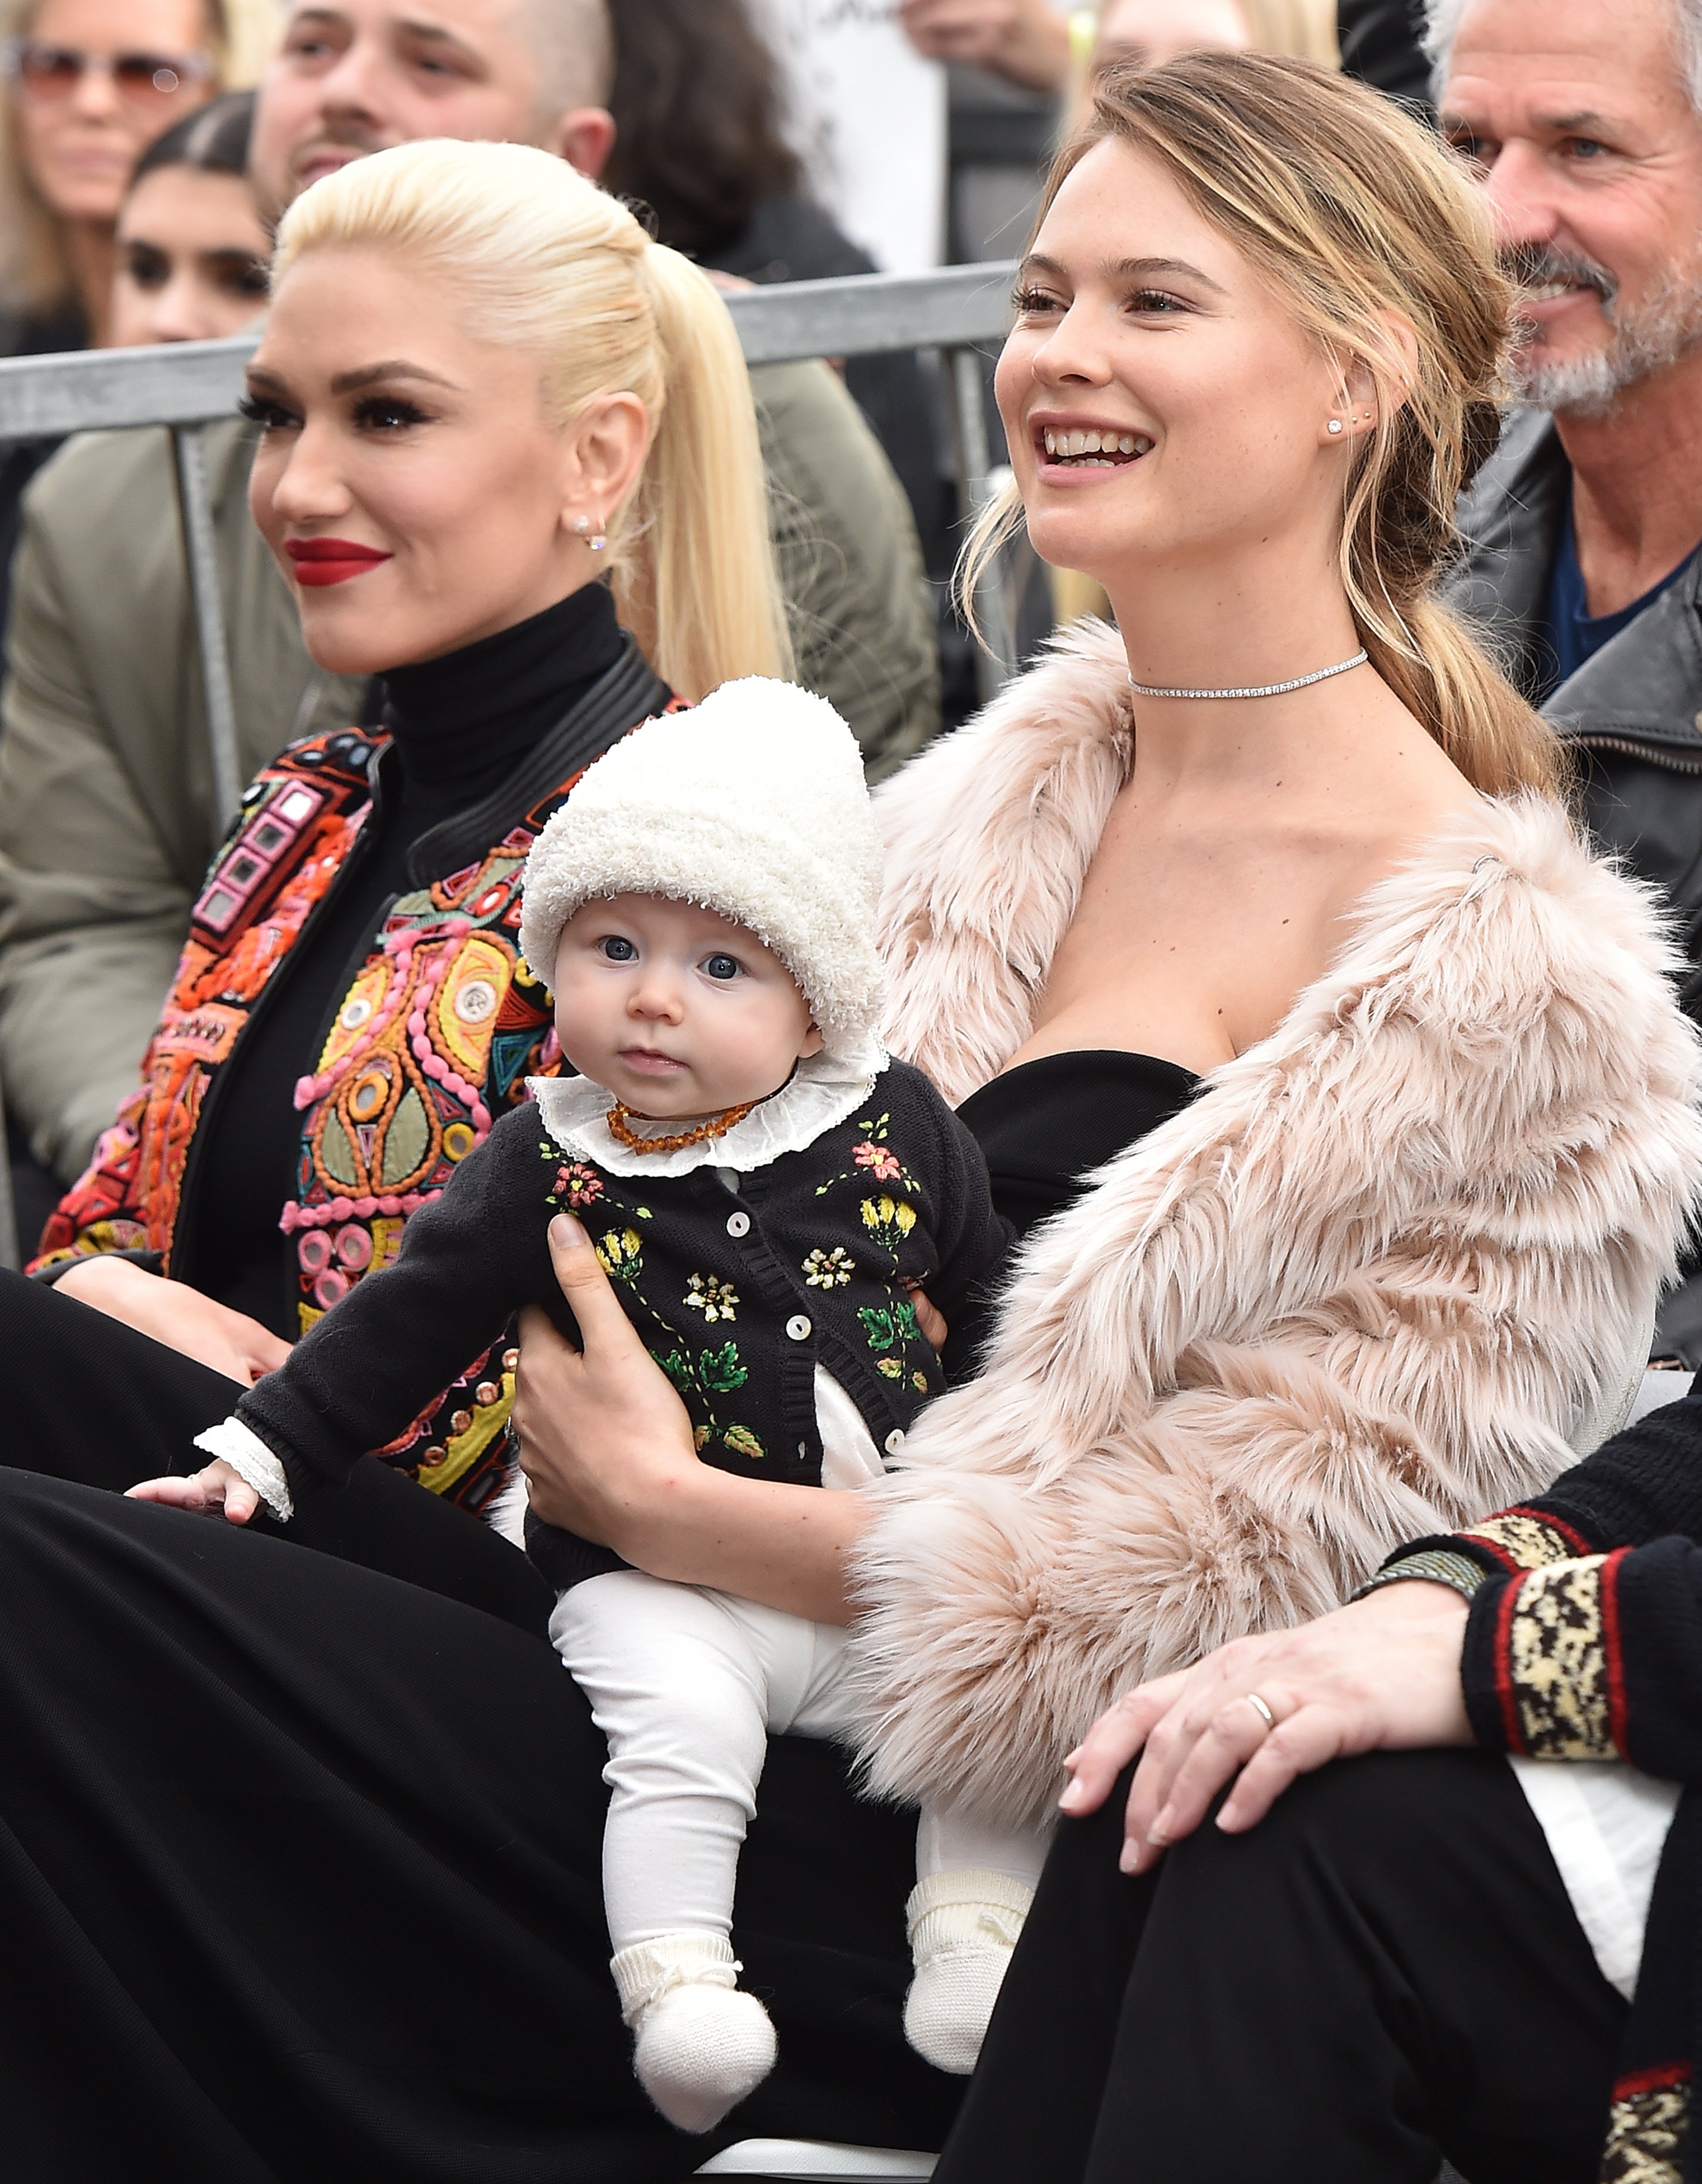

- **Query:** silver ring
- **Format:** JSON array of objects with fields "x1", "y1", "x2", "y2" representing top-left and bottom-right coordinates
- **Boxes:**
[{"x1": 1243, "y1": 1692, "x2": 1276, "y2": 1730}]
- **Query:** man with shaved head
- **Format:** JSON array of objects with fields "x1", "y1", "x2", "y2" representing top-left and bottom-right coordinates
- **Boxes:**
[
  {"x1": 1433, "y1": 0, "x2": 1702, "y2": 1362},
  {"x1": 0, "y1": 0, "x2": 935, "y2": 1220},
  {"x1": 246, "y1": 0, "x2": 617, "y2": 215}
]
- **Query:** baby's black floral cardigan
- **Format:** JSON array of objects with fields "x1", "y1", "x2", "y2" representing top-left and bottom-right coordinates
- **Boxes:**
[{"x1": 234, "y1": 1057, "x2": 1012, "y2": 1587}]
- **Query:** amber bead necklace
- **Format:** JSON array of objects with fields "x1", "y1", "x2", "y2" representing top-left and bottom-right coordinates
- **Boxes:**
[{"x1": 604, "y1": 1097, "x2": 761, "y2": 1155}]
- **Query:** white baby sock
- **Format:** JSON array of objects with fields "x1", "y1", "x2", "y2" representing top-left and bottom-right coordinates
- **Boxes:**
[
  {"x1": 902, "y1": 1869, "x2": 1035, "y2": 2075},
  {"x1": 610, "y1": 1930, "x2": 778, "y2": 2133}
]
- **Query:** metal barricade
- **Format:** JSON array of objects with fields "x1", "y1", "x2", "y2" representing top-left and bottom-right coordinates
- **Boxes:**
[{"x1": 0, "y1": 261, "x2": 1018, "y2": 1269}]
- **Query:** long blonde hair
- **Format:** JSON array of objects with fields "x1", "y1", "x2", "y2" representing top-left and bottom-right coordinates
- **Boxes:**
[
  {"x1": 273, "y1": 138, "x2": 788, "y2": 704},
  {"x1": 0, "y1": 0, "x2": 247, "y2": 320},
  {"x1": 970, "y1": 50, "x2": 1560, "y2": 801}
]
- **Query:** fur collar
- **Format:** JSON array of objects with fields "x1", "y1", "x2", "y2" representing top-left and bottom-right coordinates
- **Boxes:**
[
  {"x1": 877, "y1": 619, "x2": 1136, "y2": 1106},
  {"x1": 848, "y1": 622, "x2": 1702, "y2": 1827}
]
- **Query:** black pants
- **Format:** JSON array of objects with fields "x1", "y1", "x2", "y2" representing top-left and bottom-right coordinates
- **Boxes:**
[
  {"x1": 0, "y1": 1271, "x2": 957, "y2": 2178},
  {"x1": 937, "y1": 1749, "x2": 1628, "y2": 2184},
  {"x1": 5, "y1": 1266, "x2": 557, "y2": 1633}
]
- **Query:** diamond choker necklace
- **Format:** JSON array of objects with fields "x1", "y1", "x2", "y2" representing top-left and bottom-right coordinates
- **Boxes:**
[{"x1": 1126, "y1": 648, "x2": 1368, "y2": 700}]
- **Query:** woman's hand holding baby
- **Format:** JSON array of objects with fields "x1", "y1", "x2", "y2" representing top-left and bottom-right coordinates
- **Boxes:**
[
  {"x1": 517, "y1": 1213, "x2": 869, "y2": 1624},
  {"x1": 515, "y1": 1213, "x2": 702, "y2": 1550}
]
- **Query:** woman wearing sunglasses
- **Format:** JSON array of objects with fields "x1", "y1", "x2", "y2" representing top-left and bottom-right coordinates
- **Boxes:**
[
  {"x1": 0, "y1": 0, "x2": 230, "y2": 354},
  {"x1": 0, "y1": 0, "x2": 230, "y2": 716}
]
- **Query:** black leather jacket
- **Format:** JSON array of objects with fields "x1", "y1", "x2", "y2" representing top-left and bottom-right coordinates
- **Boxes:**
[{"x1": 1445, "y1": 409, "x2": 1702, "y2": 1359}]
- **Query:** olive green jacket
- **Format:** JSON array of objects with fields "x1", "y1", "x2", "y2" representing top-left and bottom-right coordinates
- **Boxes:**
[{"x1": 0, "y1": 358, "x2": 937, "y2": 1184}]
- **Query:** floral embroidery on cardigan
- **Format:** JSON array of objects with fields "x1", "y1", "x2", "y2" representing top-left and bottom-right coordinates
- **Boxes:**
[
  {"x1": 859, "y1": 1195, "x2": 919, "y2": 1255},
  {"x1": 544, "y1": 1155, "x2": 604, "y2": 1210},
  {"x1": 685, "y1": 1273, "x2": 739, "y2": 1323},
  {"x1": 595, "y1": 1226, "x2": 645, "y2": 1283},
  {"x1": 814, "y1": 1111, "x2": 919, "y2": 1199},
  {"x1": 656, "y1": 1340, "x2": 761, "y2": 1459},
  {"x1": 803, "y1": 1247, "x2": 855, "y2": 1287}
]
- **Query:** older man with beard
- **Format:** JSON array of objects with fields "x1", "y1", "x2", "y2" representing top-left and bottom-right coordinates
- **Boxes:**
[{"x1": 1433, "y1": 0, "x2": 1702, "y2": 1362}]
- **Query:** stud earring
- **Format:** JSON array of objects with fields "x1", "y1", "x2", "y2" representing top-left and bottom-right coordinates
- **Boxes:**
[
  {"x1": 571, "y1": 514, "x2": 591, "y2": 535},
  {"x1": 1327, "y1": 419, "x2": 1344, "y2": 435},
  {"x1": 572, "y1": 512, "x2": 608, "y2": 553}
]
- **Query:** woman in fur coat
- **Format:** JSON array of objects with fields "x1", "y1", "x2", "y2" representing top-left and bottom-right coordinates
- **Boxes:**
[{"x1": 521, "y1": 48, "x2": 1702, "y2": 2032}]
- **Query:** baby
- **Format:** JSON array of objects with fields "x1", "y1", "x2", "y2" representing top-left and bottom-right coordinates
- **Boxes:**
[{"x1": 146, "y1": 681, "x2": 1044, "y2": 2132}]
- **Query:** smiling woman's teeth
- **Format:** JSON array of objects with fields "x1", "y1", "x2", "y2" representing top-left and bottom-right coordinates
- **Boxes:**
[{"x1": 1042, "y1": 427, "x2": 1151, "y2": 464}]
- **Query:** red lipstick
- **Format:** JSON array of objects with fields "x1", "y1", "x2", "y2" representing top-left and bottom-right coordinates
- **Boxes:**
[{"x1": 285, "y1": 537, "x2": 393, "y2": 588}]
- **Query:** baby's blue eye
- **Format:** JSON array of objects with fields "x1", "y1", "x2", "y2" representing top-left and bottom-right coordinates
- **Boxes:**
[
  {"x1": 704, "y1": 954, "x2": 741, "y2": 981},
  {"x1": 600, "y1": 935, "x2": 637, "y2": 962}
]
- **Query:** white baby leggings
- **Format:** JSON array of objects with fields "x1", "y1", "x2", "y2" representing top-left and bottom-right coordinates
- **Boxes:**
[{"x1": 551, "y1": 1566, "x2": 1046, "y2": 1953}]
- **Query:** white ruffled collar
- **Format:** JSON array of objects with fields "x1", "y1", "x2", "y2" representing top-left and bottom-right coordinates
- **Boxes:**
[{"x1": 529, "y1": 1043, "x2": 885, "y2": 1177}]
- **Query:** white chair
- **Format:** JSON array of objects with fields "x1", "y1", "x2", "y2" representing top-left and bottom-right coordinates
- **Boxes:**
[{"x1": 696, "y1": 2141, "x2": 935, "y2": 2180}]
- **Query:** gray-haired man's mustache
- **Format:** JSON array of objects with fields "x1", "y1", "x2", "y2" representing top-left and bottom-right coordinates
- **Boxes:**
[{"x1": 1498, "y1": 242, "x2": 1619, "y2": 307}]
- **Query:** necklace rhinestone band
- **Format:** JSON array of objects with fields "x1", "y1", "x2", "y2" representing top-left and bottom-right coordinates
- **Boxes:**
[
  {"x1": 1126, "y1": 648, "x2": 1368, "y2": 701},
  {"x1": 605, "y1": 1097, "x2": 761, "y2": 1155}
]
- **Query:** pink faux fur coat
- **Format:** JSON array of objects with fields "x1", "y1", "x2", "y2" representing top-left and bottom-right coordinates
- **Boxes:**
[{"x1": 845, "y1": 622, "x2": 1702, "y2": 1829}]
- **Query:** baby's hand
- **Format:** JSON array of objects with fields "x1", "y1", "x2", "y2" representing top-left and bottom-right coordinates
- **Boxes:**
[
  {"x1": 906, "y1": 1283, "x2": 948, "y2": 1353},
  {"x1": 127, "y1": 1457, "x2": 260, "y2": 1526}
]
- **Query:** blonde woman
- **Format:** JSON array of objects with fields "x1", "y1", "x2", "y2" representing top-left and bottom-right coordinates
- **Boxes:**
[
  {"x1": 0, "y1": 0, "x2": 233, "y2": 349},
  {"x1": 508, "y1": 41, "x2": 1702, "y2": 2089},
  {"x1": 0, "y1": 139, "x2": 944, "y2": 2178},
  {"x1": 0, "y1": 0, "x2": 245, "y2": 697}
]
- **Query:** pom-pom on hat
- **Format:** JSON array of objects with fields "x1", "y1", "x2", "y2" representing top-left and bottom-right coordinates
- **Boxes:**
[{"x1": 519, "y1": 678, "x2": 885, "y2": 1068}]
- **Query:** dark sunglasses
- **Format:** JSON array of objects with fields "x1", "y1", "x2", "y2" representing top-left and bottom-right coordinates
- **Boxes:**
[{"x1": 1, "y1": 38, "x2": 212, "y2": 102}]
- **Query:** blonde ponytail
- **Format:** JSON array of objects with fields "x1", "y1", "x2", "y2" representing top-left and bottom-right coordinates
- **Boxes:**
[
  {"x1": 625, "y1": 243, "x2": 792, "y2": 702},
  {"x1": 992, "y1": 53, "x2": 1564, "y2": 800},
  {"x1": 272, "y1": 138, "x2": 789, "y2": 701}
]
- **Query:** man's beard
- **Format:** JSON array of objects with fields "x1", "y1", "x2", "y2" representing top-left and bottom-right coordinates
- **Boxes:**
[{"x1": 1501, "y1": 242, "x2": 1702, "y2": 416}]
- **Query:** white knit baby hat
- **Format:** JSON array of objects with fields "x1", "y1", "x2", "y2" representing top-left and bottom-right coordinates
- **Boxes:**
[{"x1": 519, "y1": 678, "x2": 885, "y2": 1066}]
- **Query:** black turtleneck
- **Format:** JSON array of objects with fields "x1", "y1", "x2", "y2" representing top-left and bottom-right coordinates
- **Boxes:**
[{"x1": 188, "y1": 584, "x2": 625, "y2": 1336}]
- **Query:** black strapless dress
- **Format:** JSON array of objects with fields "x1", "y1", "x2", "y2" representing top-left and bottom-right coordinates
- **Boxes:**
[{"x1": 960, "y1": 1050, "x2": 1203, "y2": 1242}]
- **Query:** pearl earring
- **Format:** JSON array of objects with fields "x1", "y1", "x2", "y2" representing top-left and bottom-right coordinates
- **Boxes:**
[
  {"x1": 1327, "y1": 419, "x2": 1344, "y2": 435},
  {"x1": 572, "y1": 513, "x2": 608, "y2": 553}
]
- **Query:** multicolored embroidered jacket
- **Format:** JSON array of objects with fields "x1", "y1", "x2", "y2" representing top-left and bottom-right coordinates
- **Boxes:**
[
  {"x1": 1383, "y1": 1395, "x2": 1702, "y2": 2184},
  {"x1": 33, "y1": 636, "x2": 671, "y2": 1513}
]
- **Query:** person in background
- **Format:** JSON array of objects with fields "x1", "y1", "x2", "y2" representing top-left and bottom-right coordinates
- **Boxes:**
[
  {"x1": 0, "y1": 0, "x2": 940, "y2": 1220},
  {"x1": 108, "y1": 91, "x2": 266, "y2": 347},
  {"x1": 0, "y1": 0, "x2": 223, "y2": 352},
  {"x1": 602, "y1": 0, "x2": 941, "y2": 774},
  {"x1": 897, "y1": 0, "x2": 1077, "y2": 92},
  {"x1": 898, "y1": 0, "x2": 1336, "y2": 92},
  {"x1": 1092, "y1": 0, "x2": 1335, "y2": 71},
  {"x1": 1, "y1": 86, "x2": 268, "y2": 1252},
  {"x1": 0, "y1": 0, "x2": 227, "y2": 717},
  {"x1": 1431, "y1": 0, "x2": 1702, "y2": 1364}
]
